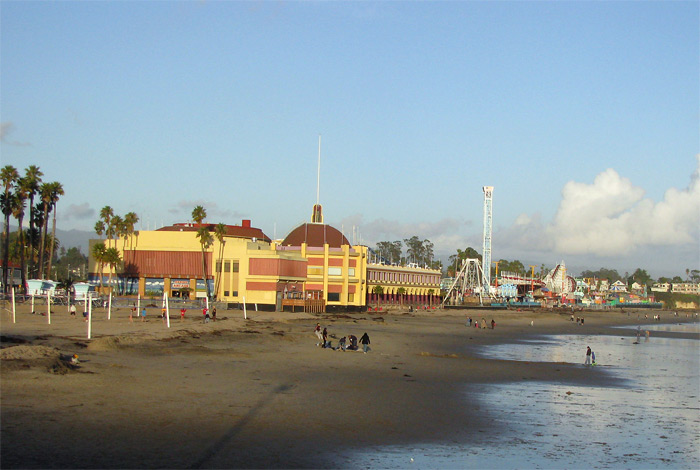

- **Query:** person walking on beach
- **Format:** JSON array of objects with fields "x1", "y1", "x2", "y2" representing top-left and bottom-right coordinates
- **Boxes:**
[
  {"x1": 322, "y1": 327, "x2": 328, "y2": 348},
  {"x1": 481, "y1": 318, "x2": 487, "y2": 329},
  {"x1": 180, "y1": 308, "x2": 186, "y2": 320},
  {"x1": 360, "y1": 332, "x2": 370, "y2": 353},
  {"x1": 314, "y1": 323, "x2": 323, "y2": 346},
  {"x1": 141, "y1": 307, "x2": 146, "y2": 322},
  {"x1": 491, "y1": 319, "x2": 496, "y2": 329},
  {"x1": 70, "y1": 304, "x2": 76, "y2": 316},
  {"x1": 585, "y1": 346, "x2": 592, "y2": 365}
]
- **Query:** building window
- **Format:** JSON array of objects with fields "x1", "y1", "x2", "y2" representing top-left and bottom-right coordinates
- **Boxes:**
[
  {"x1": 328, "y1": 267, "x2": 342, "y2": 276},
  {"x1": 327, "y1": 292, "x2": 340, "y2": 302},
  {"x1": 308, "y1": 266, "x2": 323, "y2": 275},
  {"x1": 233, "y1": 291, "x2": 238, "y2": 297},
  {"x1": 224, "y1": 261, "x2": 231, "y2": 272},
  {"x1": 348, "y1": 293, "x2": 354, "y2": 302},
  {"x1": 233, "y1": 262, "x2": 239, "y2": 273},
  {"x1": 224, "y1": 291, "x2": 230, "y2": 296},
  {"x1": 348, "y1": 268, "x2": 355, "y2": 277}
]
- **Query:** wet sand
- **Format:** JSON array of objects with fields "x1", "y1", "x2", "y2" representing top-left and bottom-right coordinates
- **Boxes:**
[{"x1": 1, "y1": 302, "x2": 697, "y2": 469}]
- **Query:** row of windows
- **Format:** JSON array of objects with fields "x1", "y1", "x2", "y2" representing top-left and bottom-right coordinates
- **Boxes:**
[
  {"x1": 216, "y1": 261, "x2": 240, "y2": 273},
  {"x1": 308, "y1": 266, "x2": 356, "y2": 277},
  {"x1": 368, "y1": 270, "x2": 439, "y2": 285}
]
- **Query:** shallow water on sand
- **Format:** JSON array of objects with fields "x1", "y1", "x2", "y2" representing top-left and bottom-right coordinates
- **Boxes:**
[{"x1": 346, "y1": 330, "x2": 700, "y2": 469}]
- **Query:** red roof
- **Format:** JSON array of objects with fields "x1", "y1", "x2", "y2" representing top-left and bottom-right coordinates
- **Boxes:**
[
  {"x1": 282, "y1": 223, "x2": 349, "y2": 248},
  {"x1": 158, "y1": 223, "x2": 270, "y2": 242}
]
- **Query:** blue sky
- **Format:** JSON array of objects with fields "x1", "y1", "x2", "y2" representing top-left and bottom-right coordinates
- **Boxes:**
[{"x1": 1, "y1": 1, "x2": 698, "y2": 278}]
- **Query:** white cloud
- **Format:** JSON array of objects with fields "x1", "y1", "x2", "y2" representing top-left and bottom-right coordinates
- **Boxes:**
[
  {"x1": 169, "y1": 200, "x2": 245, "y2": 221},
  {"x1": 60, "y1": 203, "x2": 95, "y2": 221},
  {"x1": 0, "y1": 121, "x2": 31, "y2": 146},
  {"x1": 341, "y1": 214, "x2": 472, "y2": 258},
  {"x1": 548, "y1": 155, "x2": 700, "y2": 256}
]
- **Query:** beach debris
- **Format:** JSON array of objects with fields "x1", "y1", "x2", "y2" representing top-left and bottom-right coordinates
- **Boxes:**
[{"x1": 566, "y1": 391, "x2": 573, "y2": 395}]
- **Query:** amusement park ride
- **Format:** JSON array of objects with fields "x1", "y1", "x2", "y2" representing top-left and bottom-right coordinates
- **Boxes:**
[{"x1": 442, "y1": 186, "x2": 574, "y2": 307}]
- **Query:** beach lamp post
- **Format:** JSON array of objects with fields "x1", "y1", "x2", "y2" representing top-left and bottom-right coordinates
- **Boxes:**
[
  {"x1": 47, "y1": 290, "x2": 51, "y2": 324},
  {"x1": 108, "y1": 291, "x2": 112, "y2": 320},
  {"x1": 11, "y1": 286, "x2": 16, "y2": 323},
  {"x1": 163, "y1": 291, "x2": 170, "y2": 328},
  {"x1": 87, "y1": 294, "x2": 92, "y2": 340}
]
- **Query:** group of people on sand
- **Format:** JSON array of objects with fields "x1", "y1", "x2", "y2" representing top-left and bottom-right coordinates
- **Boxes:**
[
  {"x1": 570, "y1": 315, "x2": 585, "y2": 325},
  {"x1": 466, "y1": 317, "x2": 496, "y2": 329},
  {"x1": 314, "y1": 323, "x2": 371, "y2": 353}
]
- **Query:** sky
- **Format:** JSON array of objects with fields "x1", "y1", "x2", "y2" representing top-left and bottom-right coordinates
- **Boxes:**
[{"x1": 1, "y1": 1, "x2": 698, "y2": 279}]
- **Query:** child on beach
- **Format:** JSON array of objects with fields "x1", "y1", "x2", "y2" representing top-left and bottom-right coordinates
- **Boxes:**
[
  {"x1": 180, "y1": 308, "x2": 186, "y2": 320},
  {"x1": 141, "y1": 307, "x2": 146, "y2": 322},
  {"x1": 585, "y1": 346, "x2": 592, "y2": 365},
  {"x1": 314, "y1": 323, "x2": 323, "y2": 346}
]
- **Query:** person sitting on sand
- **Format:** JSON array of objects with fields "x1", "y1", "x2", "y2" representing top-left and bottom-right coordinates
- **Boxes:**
[
  {"x1": 348, "y1": 335, "x2": 358, "y2": 351},
  {"x1": 338, "y1": 336, "x2": 347, "y2": 352}
]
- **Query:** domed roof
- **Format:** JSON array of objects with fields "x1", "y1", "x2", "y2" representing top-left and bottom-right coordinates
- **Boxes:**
[{"x1": 282, "y1": 223, "x2": 350, "y2": 248}]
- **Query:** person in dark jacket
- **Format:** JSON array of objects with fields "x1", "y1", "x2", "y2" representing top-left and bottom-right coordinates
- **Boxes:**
[{"x1": 360, "y1": 332, "x2": 370, "y2": 353}]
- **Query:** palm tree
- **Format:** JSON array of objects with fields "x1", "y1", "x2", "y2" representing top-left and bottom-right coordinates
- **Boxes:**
[
  {"x1": 94, "y1": 220, "x2": 105, "y2": 240},
  {"x1": 213, "y1": 222, "x2": 227, "y2": 299},
  {"x1": 23, "y1": 165, "x2": 42, "y2": 277},
  {"x1": 100, "y1": 206, "x2": 115, "y2": 249},
  {"x1": 191, "y1": 205, "x2": 206, "y2": 227},
  {"x1": 46, "y1": 182, "x2": 64, "y2": 280},
  {"x1": 196, "y1": 226, "x2": 213, "y2": 299},
  {"x1": 191, "y1": 205, "x2": 210, "y2": 298},
  {"x1": 104, "y1": 247, "x2": 122, "y2": 295},
  {"x1": 37, "y1": 183, "x2": 53, "y2": 279},
  {"x1": 1, "y1": 165, "x2": 19, "y2": 292},
  {"x1": 123, "y1": 212, "x2": 139, "y2": 277},
  {"x1": 11, "y1": 182, "x2": 28, "y2": 293},
  {"x1": 91, "y1": 242, "x2": 107, "y2": 292}
]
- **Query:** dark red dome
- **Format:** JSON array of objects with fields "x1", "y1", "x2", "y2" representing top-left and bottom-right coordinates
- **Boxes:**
[{"x1": 282, "y1": 223, "x2": 349, "y2": 248}]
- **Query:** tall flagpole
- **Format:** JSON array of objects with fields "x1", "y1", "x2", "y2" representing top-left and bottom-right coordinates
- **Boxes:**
[{"x1": 316, "y1": 135, "x2": 321, "y2": 206}]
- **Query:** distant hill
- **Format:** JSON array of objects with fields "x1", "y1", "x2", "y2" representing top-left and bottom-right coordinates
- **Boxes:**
[{"x1": 55, "y1": 228, "x2": 93, "y2": 255}]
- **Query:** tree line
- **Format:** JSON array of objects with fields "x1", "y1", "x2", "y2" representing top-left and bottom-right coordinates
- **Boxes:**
[
  {"x1": 91, "y1": 206, "x2": 139, "y2": 294},
  {"x1": 1, "y1": 164, "x2": 64, "y2": 293},
  {"x1": 444, "y1": 245, "x2": 699, "y2": 287},
  {"x1": 375, "y1": 236, "x2": 442, "y2": 270}
]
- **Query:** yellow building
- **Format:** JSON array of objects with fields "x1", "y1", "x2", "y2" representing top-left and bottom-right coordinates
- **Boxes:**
[{"x1": 89, "y1": 207, "x2": 442, "y2": 311}]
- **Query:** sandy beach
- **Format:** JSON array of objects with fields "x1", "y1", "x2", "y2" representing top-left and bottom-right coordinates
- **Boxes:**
[{"x1": 1, "y1": 302, "x2": 698, "y2": 469}]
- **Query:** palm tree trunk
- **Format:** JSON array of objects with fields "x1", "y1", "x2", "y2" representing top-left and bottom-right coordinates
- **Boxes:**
[
  {"x1": 2, "y1": 210, "x2": 10, "y2": 293},
  {"x1": 18, "y1": 213, "x2": 26, "y2": 293},
  {"x1": 38, "y1": 205, "x2": 49, "y2": 279},
  {"x1": 28, "y1": 194, "x2": 35, "y2": 277},
  {"x1": 201, "y1": 247, "x2": 209, "y2": 299},
  {"x1": 47, "y1": 203, "x2": 57, "y2": 280}
]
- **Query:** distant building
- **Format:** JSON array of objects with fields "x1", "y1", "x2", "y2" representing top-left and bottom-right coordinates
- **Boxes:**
[
  {"x1": 610, "y1": 280, "x2": 627, "y2": 292},
  {"x1": 671, "y1": 283, "x2": 700, "y2": 295},
  {"x1": 651, "y1": 282, "x2": 670, "y2": 293}
]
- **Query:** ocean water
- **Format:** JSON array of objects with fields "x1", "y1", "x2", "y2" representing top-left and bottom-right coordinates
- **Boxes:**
[{"x1": 345, "y1": 325, "x2": 700, "y2": 469}]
